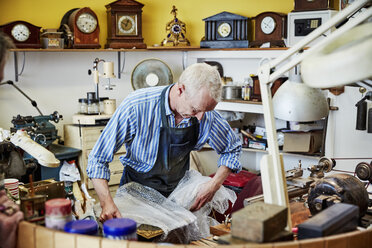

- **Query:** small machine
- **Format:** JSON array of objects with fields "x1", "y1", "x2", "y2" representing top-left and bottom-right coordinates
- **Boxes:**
[{"x1": 72, "y1": 58, "x2": 116, "y2": 126}]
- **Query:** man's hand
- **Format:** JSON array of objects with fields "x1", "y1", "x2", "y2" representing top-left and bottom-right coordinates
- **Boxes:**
[
  {"x1": 99, "y1": 197, "x2": 122, "y2": 222},
  {"x1": 91, "y1": 178, "x2": 122, "y2": 222},
  {"x1": 189, "y1": 166, "x2": 232, "y2": 212},
  {"x1": 190, "y1": 179, "x2": 219, "y2": 211}
]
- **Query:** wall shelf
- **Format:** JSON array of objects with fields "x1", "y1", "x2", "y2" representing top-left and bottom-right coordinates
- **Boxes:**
[
  {"x1": 10, "y1": 47, "x2": 288, "y2": 52},
  {"x1": 216, "y1": 100, "x2": 263, "y2": 114}
]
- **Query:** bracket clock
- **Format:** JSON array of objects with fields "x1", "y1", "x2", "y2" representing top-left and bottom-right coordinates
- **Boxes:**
[
  {"x1": 0, "y1": 21, "x2": 42, "y2": 48},
  {"x1": 250, "y1": 12, "x2": 287, "y2": 48},
  {"x1": 105, "y1": 0, "x2": 147, "y2": 49},
  {"x1": 68, "y1": 7, "x2": 100, "y2": 48},
  {"x1": 200, "y1": 11, "x2": 249, "y2": 48}
]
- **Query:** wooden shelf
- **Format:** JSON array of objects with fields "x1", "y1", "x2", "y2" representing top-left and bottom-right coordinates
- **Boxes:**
[
  {"x1": 10, "y1": 47, "x2": 289, "y2": 52},
  {"x1": 216, "y1": 100, "x2": 263, "y2": 114},
  {"x1": 202, "y1": 144, "x2": 320, "y2": 160}
]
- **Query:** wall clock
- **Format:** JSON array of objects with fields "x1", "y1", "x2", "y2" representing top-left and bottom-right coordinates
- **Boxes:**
[
  {"x1": 65, "y1": 7, "x2": 100, "y2": 49},
  {"x1": 250, "y1": 12, "x2": 287, "y2": 48},
  {"x1": 0, "y1": 21, "x2": 42, "y2": 48},
  {"x1": 161, "y1": 5, "x2": 190, "y2": 46},
  {"x1": 200, "y1": 11, "x2": 249, "y2": 48},
  {"x1": 105, "y1": 0, "x2": 147, "y2": 49}
]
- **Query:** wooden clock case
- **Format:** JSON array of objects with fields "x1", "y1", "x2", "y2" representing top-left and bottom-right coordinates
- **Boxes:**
[
  {"x1": 68, "y1": 7, "x2": 101, "y2": 49},
  {"x1": 250, "y1": 12, "x2": 287, "y2": 48},
  {"x1": 105, "y1": 0, "x2": 147, "y2": 49},
  {"x1": 0, "y1": 21, "x2": 42, "y2": 48}
]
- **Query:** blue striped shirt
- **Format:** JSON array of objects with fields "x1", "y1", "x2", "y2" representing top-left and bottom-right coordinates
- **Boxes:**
[{"x1": 87, "y1": 85, "x2": 242, "y2": 181}]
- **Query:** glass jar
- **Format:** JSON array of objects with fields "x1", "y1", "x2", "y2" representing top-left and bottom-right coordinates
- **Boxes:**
[
  {"x1": 103, "y1": 218, "x2": 137, "y2": 240},
  {"x1": 87, "y1": 98, "x2": 99, "y2": 115},
  {"x1": 64, "y1": 220, "x2": 98, "y2": 236},
  {"x1": 78, "y1": 98, "x2": 88, "y2": 114}
]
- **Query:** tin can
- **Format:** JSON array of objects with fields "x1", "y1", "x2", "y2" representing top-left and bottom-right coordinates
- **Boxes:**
[
  {"x1": 103, "y1": 218, "x2": 137, "y2": 240},
  {"x1": 45, "y1": 198, "x2": 72, "y2": 230}
]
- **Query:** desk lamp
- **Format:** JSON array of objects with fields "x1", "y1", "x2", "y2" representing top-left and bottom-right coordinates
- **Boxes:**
[
  {"x1": 89, "y1": 58, "x2": 116, "y2": 101},
  {"x1": 256, "y1": 0, "x2": 372, "y2": 229}
]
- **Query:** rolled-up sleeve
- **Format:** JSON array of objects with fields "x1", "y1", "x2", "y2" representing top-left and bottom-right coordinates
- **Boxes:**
[
  {"x1": 86, "y1": 100, "x2": 137, "y2": 181},
  {"x1": 207, "y1": 112, "x2": 242, "y2": 173}
]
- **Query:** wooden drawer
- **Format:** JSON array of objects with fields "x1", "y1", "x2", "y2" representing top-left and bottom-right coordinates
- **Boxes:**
[{"x1": 81, "y1": 128, "x2": 104, "y2": 149}]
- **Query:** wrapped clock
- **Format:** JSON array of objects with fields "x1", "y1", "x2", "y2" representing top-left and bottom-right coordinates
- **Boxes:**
[
  {"x1": 105, "y1": 0, "x2": 147, "y2": 49},
  {"x1": 200, "y1": 11, "x2": 249, "y2": 48},
  {"x1": 250, "y1": 12, "x2": 287, "y2": 48},
  {"x1": 0, "y1": 21, "x2": 42, "y2": 48}
]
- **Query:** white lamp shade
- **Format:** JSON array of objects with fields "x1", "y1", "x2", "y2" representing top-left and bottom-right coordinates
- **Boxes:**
[{"x1": 272, "y1": 79, "x2": 329, "y2": 122}]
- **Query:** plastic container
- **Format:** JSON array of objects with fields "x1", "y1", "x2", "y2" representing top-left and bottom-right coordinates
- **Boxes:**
[
  {"x1": 103, "y1": 218, "x2": 137, "y2": 240},
  {"x1": 87, "y1": 98, "x2": 99, "y2": 115},
  {"x1": 103, "y1": 99, "x2": 116, "y2": 115},
  {"x1": 78, "y1": 98, "x2": 88, "y2": 114},
  {"x1": 64, "y1": 220, "x2": 98, "y2": 236},
  {"x1": 99, "y1": 97, "x2": 109, "y2": 114},
  {"x1": 45, "y1": 198, "x2": 72, "y2": 231}
]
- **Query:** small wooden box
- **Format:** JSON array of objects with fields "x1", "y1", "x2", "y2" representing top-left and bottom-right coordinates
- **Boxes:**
[
  {"x1": 231, "y1": 201, "x2": 287, "y2": 243},
  {"x1": 294, "y1": 0, "x2": 336, "y2": 11},
  {"x1": 251, "y1": 76, "x2": 287, "y2": 102}
]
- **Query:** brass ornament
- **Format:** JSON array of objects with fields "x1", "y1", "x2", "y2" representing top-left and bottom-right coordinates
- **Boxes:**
[{"x1": 161, "y1": 6, "x2": 190, "y2": 46}]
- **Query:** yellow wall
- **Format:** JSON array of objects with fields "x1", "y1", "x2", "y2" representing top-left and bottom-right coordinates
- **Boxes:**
[{"x1": 0, "y1": 0, "x2": 294, "y2": 47}]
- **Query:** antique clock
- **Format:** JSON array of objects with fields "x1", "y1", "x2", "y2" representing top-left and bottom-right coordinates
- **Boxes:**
[
  {"x1": 161, "y1": 6, "x2": 190, "y2": 46},
  {"x1": 105, "y1": 0, "x2": 147, "y2": 49},
  {"x1": 64, "y1": 7, "x2": 100, "y2": 49},
  {"x1": 0, "y1": 21, "x2": 42, "y2": 48},
  {"x1": 200, "y1": 11, "x2": 249, "y2": 48},
  {"x1": 250, "y1": 12, "x2": 287, "y2": 48}
]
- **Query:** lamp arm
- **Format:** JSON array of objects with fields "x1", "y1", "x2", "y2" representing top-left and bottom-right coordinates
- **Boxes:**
[{"x1": 263, "y1": 0, "x2": 372, "y2": 83}]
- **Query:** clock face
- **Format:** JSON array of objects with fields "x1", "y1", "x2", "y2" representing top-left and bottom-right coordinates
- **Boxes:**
[
  {"x1": 11, "y1": 24, "x2": 30, "y2": 42},
  {"x1": 261, "y1": 16, "x2": 276, "y2": 35},
  {"x1": 117, "y1": 15, "x2": 137, "y2": 36},
  {"x1": 76, "y1": 13, "x2": 97, "y2": 34},
  {"x1": 171, "y1": 23, "x2": 181, "y2": 35},
  {"x1": 217, "y1": 22, "x2": 231, "y2": 38}
]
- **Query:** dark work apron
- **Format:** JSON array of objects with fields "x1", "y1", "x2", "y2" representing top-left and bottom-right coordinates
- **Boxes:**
[{"x1": 120, "y1": 86, "x2": 199, "y2": 197}]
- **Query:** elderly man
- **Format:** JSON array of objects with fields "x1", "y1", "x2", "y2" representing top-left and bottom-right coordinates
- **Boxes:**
[
  {"x1": 0, "y1": 32, "x2": 24, "y2": 248},
  {"x1": 87, "y1": 63, "x2": 242, "y2": 222}
]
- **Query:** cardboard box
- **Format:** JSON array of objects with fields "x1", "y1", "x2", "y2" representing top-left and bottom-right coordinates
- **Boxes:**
[{"x1": 283, "y1": 131, "x2": 323, "y2": 153}]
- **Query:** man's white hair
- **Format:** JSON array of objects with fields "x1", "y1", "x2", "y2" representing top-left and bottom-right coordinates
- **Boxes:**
[{"x1": 178, "y1": 63, "x2": 222, "y2": 102}]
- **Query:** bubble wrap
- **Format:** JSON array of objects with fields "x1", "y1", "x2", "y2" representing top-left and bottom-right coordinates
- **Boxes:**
[{"x1": 94, "y1": 170, "x2": 237, "y2": 243}]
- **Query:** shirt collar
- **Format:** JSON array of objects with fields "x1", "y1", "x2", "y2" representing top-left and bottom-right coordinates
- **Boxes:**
[{"x1": 164, "y1": 84, "x2": 174, "y2": 116}]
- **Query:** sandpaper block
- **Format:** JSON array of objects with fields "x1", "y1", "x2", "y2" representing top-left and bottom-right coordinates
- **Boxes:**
[
  {"x1": 231, "y1": 201, "x2": 287, "y2": 242},
  {"x1": 298, "y1": 203, "x2": 359, "y2": 240}
]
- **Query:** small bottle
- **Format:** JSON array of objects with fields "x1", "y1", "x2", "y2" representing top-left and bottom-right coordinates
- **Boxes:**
[
  {"x1": 103, "y1": 218, "x2": 137, "y2": 240},
  {"x1": 64, "y1": 219, "x2": 98, "y2": 236},
  {"x1": 243, "y1": 77, "x2": 253, "y2": 101},
  {"x1": 87, "y1": 98, "x2": 99, "y2": 115},
  {"x1": 78, "y1": 98, "x2": 88, "y2": 114}
]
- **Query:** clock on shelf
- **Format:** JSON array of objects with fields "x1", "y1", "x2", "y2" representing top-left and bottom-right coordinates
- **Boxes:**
[
  {"x1": 161, "y1": 5, "x2": 190, "y2": 46},
  {"x1": 250, "y1": 12, "x2": 287, "y2": 48},
  {"x1": 63, "y1": 7, "x2": 100, "y2": 49},
  {"x1": 0, "y1": 21, "x2": 42, "y2": 48},
  {"x1": 200, "y1": 11, "x2": 249, "y2": 48},
  {"x1": 105, "y1": 0, "x2": 147, "y2": 49}
]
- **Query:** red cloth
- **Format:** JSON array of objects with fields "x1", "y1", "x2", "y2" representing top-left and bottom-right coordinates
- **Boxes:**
[{"x1": 210, "y1": 170, "x2": 257, "y2": 188}]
